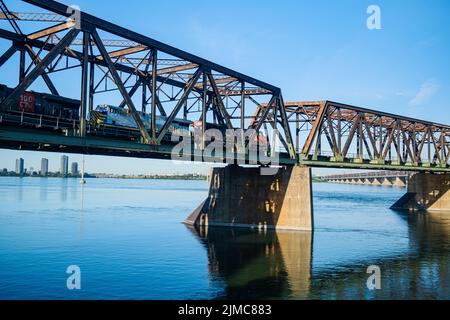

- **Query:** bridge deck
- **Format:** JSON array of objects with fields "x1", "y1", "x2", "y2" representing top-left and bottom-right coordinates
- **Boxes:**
[{"x1": 0, "y1": 124, "x2": 448, "y2": 172}]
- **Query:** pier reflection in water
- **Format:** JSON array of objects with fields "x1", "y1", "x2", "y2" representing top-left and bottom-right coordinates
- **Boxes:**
[
  {"x1": 188, "y1": 211, "x2": 450, "y2": 300},
  {"x1": 188, "y1": 226, "x2": 312, "y2": 299}
]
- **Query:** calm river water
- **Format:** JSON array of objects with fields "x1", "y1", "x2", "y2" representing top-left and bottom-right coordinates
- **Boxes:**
[{"x1": 0, "y1": 177, "x2": 449, "y2": 300}]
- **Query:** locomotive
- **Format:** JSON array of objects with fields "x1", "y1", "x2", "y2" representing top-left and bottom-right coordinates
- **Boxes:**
[
  {"x1": 90, "y1": 104, "x2": 193, "y2": 142},
  {"x1": 0, "y1": 84, "x2": 80, "y2": 121},
  {"x1": 90, "y1": 105, "x2": 267, "y2": 150}
]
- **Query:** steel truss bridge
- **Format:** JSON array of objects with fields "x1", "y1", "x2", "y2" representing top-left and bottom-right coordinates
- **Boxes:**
[
  {"x1": 0, "y1": 0, "x2": 449, "y2": 172},
  {"x1": 318, "y1": 170, "x2": 412, "y2": 187}
]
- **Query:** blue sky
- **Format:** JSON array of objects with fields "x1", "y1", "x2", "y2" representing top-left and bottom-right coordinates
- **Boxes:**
[{"x1": 0, "y1": 0, "x2": 449, "y2": 174}]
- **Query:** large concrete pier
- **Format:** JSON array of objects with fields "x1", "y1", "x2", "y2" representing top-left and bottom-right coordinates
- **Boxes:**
[
  {"x1": 391, "y1": 173, "x2": 450, "y2": 212},
  {"x1": 187, "y1": 167, "x2": 450, "y2": 232},
  {"x1": 185, "y1": 165, "x2": 314, "y2": 231}
]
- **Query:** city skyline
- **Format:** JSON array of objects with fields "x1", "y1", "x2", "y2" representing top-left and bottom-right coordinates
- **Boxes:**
[
  {"x1": 1, "y1": 152, "x2": 209, "y2": 175},
  {"x1": 5, "y1": 155, "x2": 81, "y2": 176}
]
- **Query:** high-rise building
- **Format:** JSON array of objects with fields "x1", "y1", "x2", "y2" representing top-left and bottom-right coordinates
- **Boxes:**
[
  {"x1": 71, "y1": 162, "x2": 78, "y2": 177},
  {"x1": 60, "y1": 155, "x2": 69, "y2": 176},
  {"x1": 15, "y1": 158, "x2": 24, "y2": 175},
  {"x1": 41, "y1": 158, "x2": 49, "y2": 176}
]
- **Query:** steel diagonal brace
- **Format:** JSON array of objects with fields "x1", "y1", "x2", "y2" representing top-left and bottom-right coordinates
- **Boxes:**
[
  {"x1": 145, "y1": 82, "x2": 167, "y2": 117},
  {"x1": 382, "y1": 122, "x2": 397, "y2": 159},
  {"x1": 0, "y1": 45, "x2": 17, "y2": 67},
  {"x1": 118, "y1": 78, "x2": 143, "y2": 109},
  {"x1": 301, "y1": 102, "x2": 327, "y2": 157},
  {"x1": 156, "y1": 67, "x2": 203, "y2": 144},
  {"x1": 247, "y1": 95, "x2": 277, "y2": 153},
  {"x1": 252, "y1": 95, "x2": 277, "y2": 133},
  {"x1": 277, "y1": 95, "x2": 296, "y2": 159},
  {"x1": 326, "y1": 107, "x2": 339, "y2": 156},
  {"x1": 342, "y1": 114, "x2": 361, "y2": 158},
  {"x1": 446, "y1": 143, "x2": 450, "y2": 164},
  {"x1": 24, "y1": 45, "x2": 59, "y2": 95},
  {"x1": 429, "y1": 130, "x2": 442, "y2": 164},
  {"x1": 1, "y1": 28, "x2": 78, "y2": 111},
  {"x1": 255, "y1": 100, "x2": 293, "y2": 159},
  {"x1": 206, "y1": 71, "x2": 233, "y2": 129},
  {"x1": 91, "y1": 29, "x2": 152, "y2": 144}
]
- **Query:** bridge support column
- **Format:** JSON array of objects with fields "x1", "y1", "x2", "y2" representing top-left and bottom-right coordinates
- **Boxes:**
[
  {"x1": 185, "y1": 165, "x2": 314, "y2": 231},
  {"x1": 370, "y1": 178, "x2": 382, "y2": 186},
  {"x1": 393, "y1": 177, "x2": 407, "y2": 188},
  {"x1": 381, "y1": 177, "x2": 392, "y2": 187},
  {"x1": 391, "y1": 173, "x2": 450, "y2": 211}
]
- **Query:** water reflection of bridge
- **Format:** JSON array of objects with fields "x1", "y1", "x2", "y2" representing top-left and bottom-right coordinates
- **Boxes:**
[
  {"x1": 188, "y1": 211, "x2": 450, "y2": 299},
  {"x1": 187, "y1": 226, "x2": 312, "y2": 299}
]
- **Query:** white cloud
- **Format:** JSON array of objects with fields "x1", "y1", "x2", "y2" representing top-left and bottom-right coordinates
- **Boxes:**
[{"x1": 409, "y1": 79, "x2": 440, "y2": 106}]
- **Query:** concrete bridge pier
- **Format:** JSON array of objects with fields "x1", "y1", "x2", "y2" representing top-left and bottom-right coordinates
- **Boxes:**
[
  {"x1": 393, "y1": 176, "x2": 407, "y2": 188},
  {"x1": 370, "y1": 178, "x2": 382, "y2": 186},
  {"x1": 391, "y1": 173, "x2": 450, "y2": 211},
  {"x1": 185, "y1": 165, "x2": 314, "y2": 231}
]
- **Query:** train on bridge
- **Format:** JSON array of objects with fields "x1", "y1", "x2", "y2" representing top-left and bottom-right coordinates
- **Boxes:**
[{"x1": 0, "y1": 84, "x2": 268, "y2": 147}]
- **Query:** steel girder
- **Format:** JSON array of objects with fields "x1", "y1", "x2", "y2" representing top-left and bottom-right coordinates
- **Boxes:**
[{"x1": 0, "y1": 0, "x2": 296, "y2": 159}]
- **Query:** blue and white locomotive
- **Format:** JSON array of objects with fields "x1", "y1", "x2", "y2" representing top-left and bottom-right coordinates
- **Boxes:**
[{"x1": 90, "y1": 104, "x2": 193, "y2": 141}]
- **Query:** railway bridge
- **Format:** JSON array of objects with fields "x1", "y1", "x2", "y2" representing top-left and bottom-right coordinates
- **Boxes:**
[
  {"x1": 320, "y1": 171, "x2": 411, "y2": 187},
  {"x1": 0, "y1": 0, "x2": 449, "y2": 231}
]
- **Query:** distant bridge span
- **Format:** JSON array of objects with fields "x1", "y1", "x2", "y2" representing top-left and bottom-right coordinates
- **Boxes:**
[
  {"x1": 0, "y1": 0, "x2": 449, "y2": 231},
  {"x1": 319, "y1": 171, "x2": 412, "y2": 187}
]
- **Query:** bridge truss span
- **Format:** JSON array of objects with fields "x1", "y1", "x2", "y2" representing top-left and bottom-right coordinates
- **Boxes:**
[
  {"x1": 0, "y1": 0, "x2": 296, "y2": 160},
  {"x1": 285, "y1": 101, "x2": 449, "y2": 171}
]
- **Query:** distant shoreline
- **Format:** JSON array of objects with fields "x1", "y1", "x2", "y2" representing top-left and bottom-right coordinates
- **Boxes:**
[
  {"x1": 0, "y1": 173, "x2": 207, "y2": 181},
  {"x1": 1, "y1": 175, "x2": 323, "y2": 182},
  {"x1": 93, "y1": 175, "x2": 207, "y2": 181}
]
